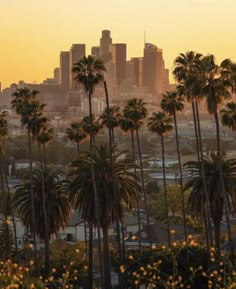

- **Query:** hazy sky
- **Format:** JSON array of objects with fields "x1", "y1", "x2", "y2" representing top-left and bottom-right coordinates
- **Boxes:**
[{"x1": 1, "y1": 0, "x2": 236, "y2": 89}]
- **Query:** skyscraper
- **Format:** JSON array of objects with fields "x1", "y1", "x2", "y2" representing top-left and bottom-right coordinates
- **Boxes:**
[
  {"x1": 70, "y1": 44, "x2": 86, "y2": 89},
  {"x1": 112, "y1": 43, "x2": 126, "y2": 85},
  {"x1": 60, "y1": 51, "x2": 70, "y2": 90},
  {"x1": 100, "y1": 30, "x2": 112, "y2": 62},
  {"x1": 91, "y1": 46, "x2": 100, "y2": 59},
  {"x1": 127, "y1": 57, "x2": 143, "y2": 87},
  {"x1": 142, "y1": 43, "x2": 164, "y2": 94}
]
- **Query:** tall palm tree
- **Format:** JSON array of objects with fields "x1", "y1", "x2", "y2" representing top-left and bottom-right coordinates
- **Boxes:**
[
  {"x1": 13, "y1": 167, "x2": 71, "y2": 239},
  {"x1": 67, "y1": 145, "x2": 141, "y2": 289},
  {"x1": 0, "y1": 111, "x2": 16, "y2": 257},
  {"x1": 148, "y1": 111, "x2": 173, "y2": 247},
  {"x1": 102, "y1": 84, "x2": 123, "y2": 261},
  {"x1": 66, "y1": 121, "x2": 86, "y2": 154},
  {"x1": 184, "y1": 153, "x2": 236, "y2": 254},
  {"x1": 173, "y1": 51, "x2": 213, "y2": 247},
  {"x1": 73, "y1": 55, "x2": 106, "y2": 289},
  {"x1": 161, "y1": 91, "x2": 187, "y2": 242},
  {"x1": 123, "y1": 98, "x2": 152, "y2": 246},
  {"x1": 221, "y1": 102, "x2": 236, "y2": 131},
  {"x1": 201, "y1": 55, "x2": 233, "y2": 242},
  {"x1": 34, "y1": 119, "x2": 53, "y2": 275},
  {"x1": 173, "y1": 51, "x2": 203, "y2": 160},
  {"x1": 81, "y1": 115, "x2": 102, "y2": 143},
  {"x1": 11, "y1": 87, "x2": 41, "y2": 274},
  {"x1": 99, "y1": 105, "x2": 121, "y2": 144},
  {"x1": 66, "y1": 121, "x2": 88, "y2": 256},
  {"x1": 119, "y1": 116, "x2": 142, "y2": 252},
  {"x1": 0, "y1": 111, "x2": 8, "y2": 212}
]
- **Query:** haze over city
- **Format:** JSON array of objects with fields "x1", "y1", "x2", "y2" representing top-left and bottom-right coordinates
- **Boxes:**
[{"x1": 1, "y1": 0, "x2": 236, "y2": 89}]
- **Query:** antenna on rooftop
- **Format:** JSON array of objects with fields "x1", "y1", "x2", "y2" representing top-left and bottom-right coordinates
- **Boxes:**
[{"x1": 144, "y1": 31, "x2": 146, "y2": 47}]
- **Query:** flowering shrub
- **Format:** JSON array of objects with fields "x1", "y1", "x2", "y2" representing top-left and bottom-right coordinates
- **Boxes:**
[{"x1": 120, "y1": 238, "x2": 236, "y2": 289}]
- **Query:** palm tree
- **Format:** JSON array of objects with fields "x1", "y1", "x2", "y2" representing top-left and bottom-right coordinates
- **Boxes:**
[
  {"x1": 123, "y1": 98, "x2": 152, "y2": 246},
  {"x1": 221, "y1": 102, "x2": 236, "y2": 131},
  {"x1": 99, "y1": 105, "x2": 121, "y2": 144},
  {"x1": 73, "y1": 55, "x2": 106, "y2": 289},
  {"x1": 66, "y1": 121, "x2": 86, "y2": 154},
  {"x1": 173, "y1": 51, "x2": 203, "y2": 160},
  {"x1": 0, "y1": 111, "x2": 8, "y2": 212},
  {"x1": 81, "y1": 115, "x2": 102, "y2": 143},
  {"x1": 66, "y1": 121, "x2": 88, "y2": 255},
  {"x1": 119, "y1": 116, "x2": 142, "y2": 252},
  {"x1": 148, "y1": 111, "x2": 173, "y2": 247},
  {"x1": 0, "y1": 111, "x2": 16, "y2": 258},
  {"x1": 184, "y1": 153, "x2": 236, "y2": 254},
  {"x1": 201, "y1": 55, "x2": 233, "y2": 242},
  {"x1": 173, "y1": 51, "x2": 213, "y2": 247},
  {"x1": 13, "y1": 167, "x2": 71, "y2": 239},
  {"x1": 67, "y1": 145, "x2": 141, "y2": 289},
  {"x1": 11, "y1": 87, "x2": 41, "y2": 274},
  {"x1": 161, "y1": 91, "x2": 187, "y2": 242},
  {"x1": 102, "y1": 85, "x2": 123, "y2": 260},
  {"x1": 34, "y1": 120, "x2": 54, "y2": 275}
]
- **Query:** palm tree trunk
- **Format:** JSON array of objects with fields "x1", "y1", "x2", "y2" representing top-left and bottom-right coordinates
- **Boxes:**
[
  {"x1": 0, "y1": 146, "x2": 6, "y2": 215},
  {"x1": 102, "y1": 225, "x2": 112, "y2": 289},
  {"x1": 214, "y1": 111, "x2": 232, "y2": 242},
  {"x1": 195, "y1": 101, "x2": 213, "y2": 247},
  {"x1": 84, "y1": 221, "x2": 88, "y2": 256},
  {"x1": 27, "y1": 128, "x2": 39, "y2": 275},
  {"x1": 161, "y1": 135, "x2": 171, "y2": 247},
  {"x1": 192, "y1": 101, "x2": 200, "y2": 161},
  {"x1": 4, "y1": 172, "x2": 18, "y2": 254},
  {"x1": 88, "y1": 91, "x2": 104, "y2": 289},
  {"x1": 38, "y1": 143, "x2": 50, "y2": 275},
  {"x1": 88, "y1": 223, "x2": 94, "y2": 289},
  {"x1": 214, "y1": 221, "x2": 221, "y2": 256},
  {"x1": 111, "y1": 127, "x2": 115, "y2": 144},
  {"x1": 173, "y1": 111, "x2": 187, "y2": 242},
  {"x1": 104, "y1": 80, "x2": 122, "y2": 261},
  {"x1": 76, "y1": 141, "x2": 88, "y2": 257},
  {"x1": 131, "y1": 131, "x2": 142, "y2": 252},
  {"x1": 136, "y1": 128, "x2": 152, "y2": 246}
]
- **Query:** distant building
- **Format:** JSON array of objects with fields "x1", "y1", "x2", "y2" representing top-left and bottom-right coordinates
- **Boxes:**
[
  {"x1": 100, "y1": 30, "x2": 112, "y2": 62},
  {"x1": 112, "y1": 43, "x2": 126, "y2": 85},
  {"x1": 126, "y1": 57, "x2": 143, "y2": 87},
  {"x1": 91, "y1": 46, "x2": 100, "y2": 59},
  {"x1": 60, "y1": 51, "x2": 70, "y2": 90},
  {"x1": 69, "y1": 44, "x2": 86, "y2": 89},
  {"x1": 54, "y1": 67, "x2": 60, "y2": 84},
  {"x1": 143, "y1": 43, "x2": 164, "y2": 94}
]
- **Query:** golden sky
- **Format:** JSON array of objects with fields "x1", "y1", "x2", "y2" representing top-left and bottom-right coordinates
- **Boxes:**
[{"x1": 1, "y1": 0, "x2": 236, "y2": 89}]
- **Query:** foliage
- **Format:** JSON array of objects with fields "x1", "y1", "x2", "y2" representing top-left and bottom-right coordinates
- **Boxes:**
[
  {"x1": 12, "y1": 168, "x2": 71, "y2": 238},
  {"x1": 0, "y1": 219, "x2": 15, "y2": 260},
  {"x1": 67, "y1": 145, "x2": 141, "y2": 227},
  {"x1": 148, "y1": 184, "x2": 188, "y2": 221},
  {"x1": 72, "y1": 55, "x2": 106, "y2": 94},
  {"x1": 120, "y1": 242, "x2": 236, "y2": 289},
  {"x1": 48, "y1": 240, "x2": 88, "y2": 287}
]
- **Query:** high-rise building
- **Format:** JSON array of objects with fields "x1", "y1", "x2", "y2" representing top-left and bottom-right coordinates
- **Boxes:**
[
  {"x1": 126, "y1": 57, "x2": 143, "y2": 87},
  {"x1": 100, "y1": 30, "x2": 112, "y2": 62},
  {"x1": 112, "y1": 43, "x2": 126, "y2": 85},
  {"x1": 142, "y1": 43, "x2": 164, "y2": 94},
  {"x1": 54, "y1": 67, "x2": 60, "y2": 84},
  {"x1": 60, "y1": 51, "x2": 70, "y2": 90},
  {"x1": 91, "y1": 46, "x2": 100, "y2": 59},
  {"x1": 70, "y1": 44, "x2": 86, "y2": 89}
]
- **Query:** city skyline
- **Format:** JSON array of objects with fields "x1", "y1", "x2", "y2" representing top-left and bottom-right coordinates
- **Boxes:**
[{"x1": 1, "y1": 0, "x2": 236, "y2": 89}]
